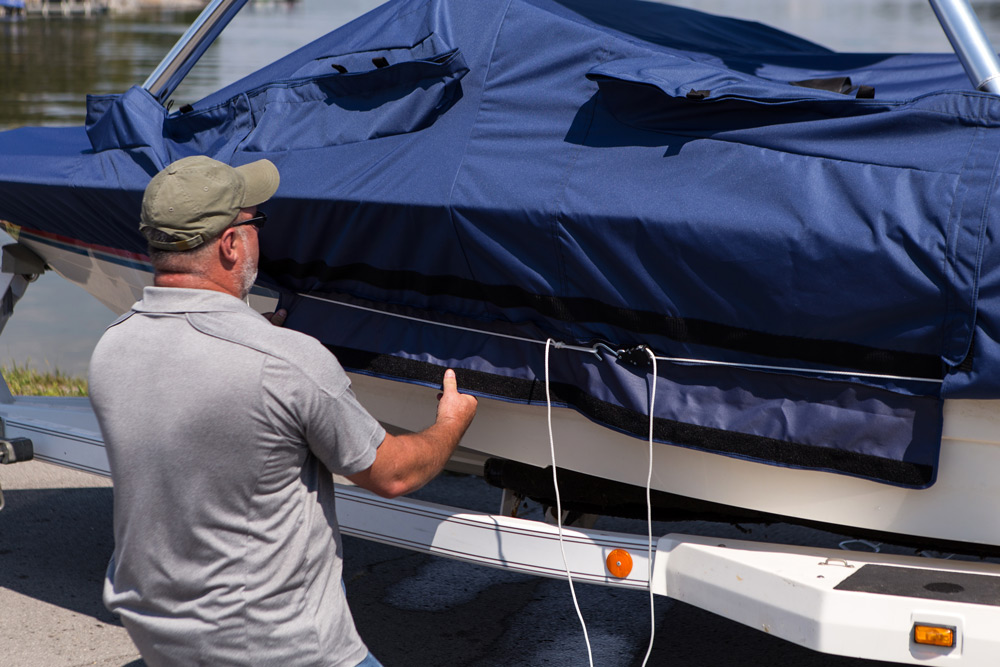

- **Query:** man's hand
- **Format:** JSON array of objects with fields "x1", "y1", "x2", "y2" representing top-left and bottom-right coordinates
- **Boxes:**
[
  {"x1": 436, "y1": 368, "x2": 478, "y2": 437},
  {"x1": 263, "y1": 308, "x2": 287, "y2": 326}
]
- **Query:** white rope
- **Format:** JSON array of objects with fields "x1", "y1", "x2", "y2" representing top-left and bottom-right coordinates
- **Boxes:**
[
  {"x1": 298, "y1": 292, "x2": 944, "y2": 384},
  {"x1": 545, "y1": 338, "x2": 594, "y2": 667},
  {"x1": 641, "y1": 347, "x2": 657, "y2": 667}
]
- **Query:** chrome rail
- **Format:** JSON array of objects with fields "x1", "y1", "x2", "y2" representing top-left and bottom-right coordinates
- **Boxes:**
[
  {"x1": 142, "y1": 0, "x2": 251, "y2": 104},
  {"x1": 929, "y1": 0, "x2": 1000, "y2": 93}
]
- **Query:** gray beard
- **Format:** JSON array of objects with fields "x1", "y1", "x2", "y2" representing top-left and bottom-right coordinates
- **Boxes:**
[
  {"x1": 235, "y1": 226, "x2": 259, "y2": 301},
  {"x1": 238, "y1": 258, "x2": 258, "y2": 301}
]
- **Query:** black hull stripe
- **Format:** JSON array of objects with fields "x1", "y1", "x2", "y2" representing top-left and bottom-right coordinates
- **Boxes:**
[
  {"x1": 331, "y1": 345, "x2": 935, "y2": 488},
  {"x1": 263, "y1": 259, "x2": 945, "y2": 380}
]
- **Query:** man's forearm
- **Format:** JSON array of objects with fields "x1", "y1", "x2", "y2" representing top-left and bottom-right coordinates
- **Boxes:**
[
  {"x1": 385, "y1": 422, "x2": 465, "y2": 494},
  {"x1": 347, "y1": 369, "x2": 477, "y2": 498}
]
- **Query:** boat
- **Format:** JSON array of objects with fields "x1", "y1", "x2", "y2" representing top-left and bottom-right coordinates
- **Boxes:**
[{"x1": 2, "y1": 0, "x2": 1000, "y2": 561}]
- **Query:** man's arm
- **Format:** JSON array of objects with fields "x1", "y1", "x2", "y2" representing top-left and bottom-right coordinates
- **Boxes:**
[{"x1": 347, "y1": 369, "x2": 477, "y2": 499}]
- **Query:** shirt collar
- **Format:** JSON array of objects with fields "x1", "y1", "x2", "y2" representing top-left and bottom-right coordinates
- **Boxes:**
[{"x1": 132, "y1": 286, "x2": 258, "y2": 315}]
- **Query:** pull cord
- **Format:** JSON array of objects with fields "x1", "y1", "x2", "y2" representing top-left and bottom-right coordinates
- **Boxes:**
[
  {"x1": 545, "y1": 338, "x2": 595, "y2": 667},
  {"x1": 545, "y1": 341, "x2": 659, "y2": 666},
  {"x1": 640, "y1": 346, "x2": 657, "y2": 666}
]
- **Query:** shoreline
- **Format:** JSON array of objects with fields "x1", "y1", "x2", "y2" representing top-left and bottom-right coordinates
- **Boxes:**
[{"x1": 15, "y1": 0, "x2": 210, "y2": 16}]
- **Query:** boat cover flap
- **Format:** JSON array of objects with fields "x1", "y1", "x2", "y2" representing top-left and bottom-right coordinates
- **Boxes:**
[{"x1": 6, "y1": 0, "x2": 1000, "y2": 487}]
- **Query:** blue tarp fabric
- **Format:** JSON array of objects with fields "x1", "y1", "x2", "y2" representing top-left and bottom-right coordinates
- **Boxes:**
[{"x1": 4, "y1": 0, "x2": 1000, "y2": 487}]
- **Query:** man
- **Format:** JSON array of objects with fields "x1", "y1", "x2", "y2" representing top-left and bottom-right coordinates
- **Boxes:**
[{"x1": 89, "y1": 155, "x2": 477, "y2": 667}]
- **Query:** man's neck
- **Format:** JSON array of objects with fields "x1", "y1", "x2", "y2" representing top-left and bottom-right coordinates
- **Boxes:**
[{"x1": 154, "y1": 273, "x2": 239, "y2": 298}]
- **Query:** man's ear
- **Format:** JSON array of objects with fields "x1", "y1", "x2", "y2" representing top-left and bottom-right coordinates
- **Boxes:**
[{"x1": 218, "y1": 227, "x2": 240, "y2": 265}]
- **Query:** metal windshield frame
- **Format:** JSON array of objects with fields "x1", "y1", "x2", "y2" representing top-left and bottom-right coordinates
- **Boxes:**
[
  {"x1": 929, "y1": 0, "x2": 1000, "y2": 92},
  {"x1": 141, "y1": 0, "x2": 250, "y2": 104}
]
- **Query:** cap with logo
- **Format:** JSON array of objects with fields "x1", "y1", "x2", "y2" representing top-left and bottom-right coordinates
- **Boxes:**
[{"x1": 140, "y1": 155, "x2": 280, "y2": 251}]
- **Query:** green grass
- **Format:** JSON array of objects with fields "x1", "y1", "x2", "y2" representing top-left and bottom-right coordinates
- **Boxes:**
[{"x1": 1, "y1": 362, "x2": 87, "y2": 397}]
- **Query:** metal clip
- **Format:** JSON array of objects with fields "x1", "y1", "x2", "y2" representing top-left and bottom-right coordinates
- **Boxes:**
[
  {"x1": 590, "y1": 342, "x2": 621, "y2": 361},
  {"x1": 618, "y1": 345, "x2": 652, "y2": 367}
]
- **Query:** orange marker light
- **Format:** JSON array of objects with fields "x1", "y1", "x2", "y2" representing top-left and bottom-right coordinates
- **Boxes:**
[
  {"x1": 913, "y1": 624, "x2": 956, "y2": 648},
  {"x1": 606, "y1": 549, "x2": 633, "y2": 578}
]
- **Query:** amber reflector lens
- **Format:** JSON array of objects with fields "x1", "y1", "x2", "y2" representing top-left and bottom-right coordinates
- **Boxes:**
[
  {"x1": 913, "y1": 624, "x2": 955, "y2": 648},
  {"x1": 606, "y1": 549, "x2": 633, "y2": 578}
]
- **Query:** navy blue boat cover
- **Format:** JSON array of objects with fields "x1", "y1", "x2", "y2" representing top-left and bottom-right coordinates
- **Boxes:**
[{"x1": 4, "y1": 0, "x2": 1000, "y2": 487}]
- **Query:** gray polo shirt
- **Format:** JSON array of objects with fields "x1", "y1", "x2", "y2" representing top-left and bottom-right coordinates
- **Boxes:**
[{"x1": 89, "y1": 287, "x2": 385, "y2": 667}]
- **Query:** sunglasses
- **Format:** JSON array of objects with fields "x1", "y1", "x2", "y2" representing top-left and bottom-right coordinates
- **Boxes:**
[{"x1": 232, "y1": 210, "x2": 267, "y2": 231}]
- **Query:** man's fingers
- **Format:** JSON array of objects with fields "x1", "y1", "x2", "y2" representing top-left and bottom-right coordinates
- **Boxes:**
[
  {"x1": 442, "y1": 368, "x2": 457, "y2": 394},
  {"x1": 264, "y1": 309, "x2": 287, "y2": 326}
]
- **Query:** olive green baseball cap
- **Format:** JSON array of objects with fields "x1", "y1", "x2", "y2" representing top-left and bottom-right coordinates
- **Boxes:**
[{"x1": 140, "y1": 155, "x2": 280, "y2": 251}]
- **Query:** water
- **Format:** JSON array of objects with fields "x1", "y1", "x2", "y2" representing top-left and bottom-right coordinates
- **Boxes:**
[{"x1": 2, "y1": 0, "x2": 1000, "y2": 376}]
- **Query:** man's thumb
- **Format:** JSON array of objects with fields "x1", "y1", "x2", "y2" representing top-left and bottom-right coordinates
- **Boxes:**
[{"x1": 442, "y1": 368, "x2": 457, "y2": 393}]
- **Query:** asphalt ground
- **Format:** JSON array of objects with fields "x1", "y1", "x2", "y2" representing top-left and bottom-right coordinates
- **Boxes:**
[{"x1": 0, "y1": 460, "x2": 913, "y2": 667}]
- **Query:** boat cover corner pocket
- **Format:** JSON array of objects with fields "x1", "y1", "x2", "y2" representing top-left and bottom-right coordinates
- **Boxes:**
[
  {"x1": 239, "y1": 45, "x2": 469, "y2": 152},
  {"x1": 586, "y1": 56, "x2": 887, "y2": 132}
]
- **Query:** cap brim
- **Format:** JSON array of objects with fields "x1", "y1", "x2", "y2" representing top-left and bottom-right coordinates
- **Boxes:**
[{"x1": 236, "y1": 159, "x2": 280, "y2": 208}]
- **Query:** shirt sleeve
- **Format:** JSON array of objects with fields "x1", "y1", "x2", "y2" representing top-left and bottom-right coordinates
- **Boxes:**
[
  {"x1": 262, "y1": 346, "x2": 386, "y2": 477},
  {"x1": 306, "y1": 382, "x2": 385, "y2": 476}
]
